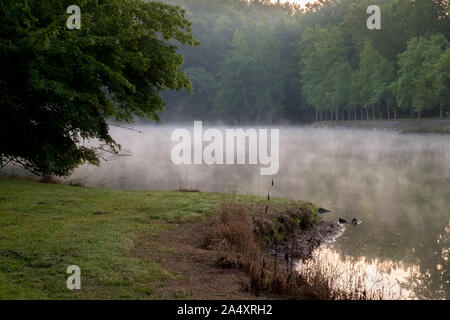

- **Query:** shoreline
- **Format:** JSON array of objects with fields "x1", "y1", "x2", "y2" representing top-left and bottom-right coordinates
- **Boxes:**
[
  {"x1": 0, "y1": 177, "x2": 336, "y2": 299},
  {"x1": 201, "y1": 203, "x2": 353, "y2": 299},
  {"x1": 308, "y1": 118, "x2": 450, "y2": 134},
  {"x1": 266, "y1": 220, "x2": 345, "y2": 262}
]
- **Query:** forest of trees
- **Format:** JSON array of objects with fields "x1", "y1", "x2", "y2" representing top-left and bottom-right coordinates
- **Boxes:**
[
  {"x1": 1, "y1": 0, "x2": 449, "y2": 175},
  {"x1": 161, "y1": 0, "x2": 450, "y2": 124}
]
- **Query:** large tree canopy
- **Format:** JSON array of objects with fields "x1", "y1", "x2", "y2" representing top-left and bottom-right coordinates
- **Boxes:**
[
  {"x1": 395, "y1": 34, "x2": 449, "y2": 117},
  {"x1": 0, "y1": 0, "x2": 199, "y2": 176}
]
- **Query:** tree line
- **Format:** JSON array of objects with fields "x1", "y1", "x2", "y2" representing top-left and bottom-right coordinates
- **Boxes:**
[
  {"x1": 161, "y1": 0, "x2": 450, "y2": 124},
  {"x1": 1, "y1": 0, "x2": 449, "y2": 176}
]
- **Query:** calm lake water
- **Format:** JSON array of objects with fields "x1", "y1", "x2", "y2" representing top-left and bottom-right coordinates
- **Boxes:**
[{"x1": 67, "y1": 125, "x2": 449, "y2": 299}]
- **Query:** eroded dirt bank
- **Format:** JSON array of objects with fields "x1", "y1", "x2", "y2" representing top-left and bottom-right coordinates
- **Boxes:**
[{"x1": 132, "y1": 203, "x2": 344, "y2": 299}]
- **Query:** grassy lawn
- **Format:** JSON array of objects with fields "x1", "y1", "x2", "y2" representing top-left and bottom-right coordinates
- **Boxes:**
[{"x1": 0, "y1": 178, "x2": 303, "y2": 299}]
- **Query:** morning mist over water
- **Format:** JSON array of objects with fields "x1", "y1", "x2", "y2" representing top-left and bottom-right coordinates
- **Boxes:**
[
  {"x1": 2, "y1": 0, "x2": 450, "y2": 304},
  {"x1": 64, "y1": 125, "x2": 450, "y2": 299}
]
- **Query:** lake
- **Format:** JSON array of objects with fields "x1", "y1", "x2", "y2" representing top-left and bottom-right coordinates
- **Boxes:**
[{"x1": 68, "y1": 125, "x2": 450, "y2": 299}]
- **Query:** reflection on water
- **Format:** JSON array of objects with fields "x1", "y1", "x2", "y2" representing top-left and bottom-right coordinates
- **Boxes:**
[
  {"x1": 296, "y1": 246, "x2": 422, "y2": 299},
  {"x1": 436, "y1": 221, "x2": 449, "y2": 297},
  {"x1": 297, "y1": 218, "x2": 449, "y2": 299},
  {"x1": 8, "y1": 125, "x2": 448, "y2": 299}
]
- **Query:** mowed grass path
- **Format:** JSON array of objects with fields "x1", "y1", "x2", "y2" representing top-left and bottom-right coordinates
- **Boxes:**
[{"x1": 0, "y1": 178, "x2": 300, "y2": 299}]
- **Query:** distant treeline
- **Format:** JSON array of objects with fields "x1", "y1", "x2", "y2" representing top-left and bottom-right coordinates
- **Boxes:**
[{"x1": 160, "y1": 0, "x2": 450, "y2": 124}]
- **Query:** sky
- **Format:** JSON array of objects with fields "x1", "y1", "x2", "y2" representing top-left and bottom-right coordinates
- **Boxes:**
[{"x1": 277, "y1": 0, "x2": 318, "y2": 8}]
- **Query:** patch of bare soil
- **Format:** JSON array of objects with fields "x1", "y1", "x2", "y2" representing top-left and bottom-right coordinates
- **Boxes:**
[{"x1": 131, "y1": 222, "x2": 266, "y2": 299}]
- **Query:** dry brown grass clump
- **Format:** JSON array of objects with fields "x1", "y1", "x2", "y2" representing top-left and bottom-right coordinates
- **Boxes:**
[
  {"x1": 204, "y1": 204, "x2": 255, "y2": 253},
  {"x1": 203, "y1": 204, "x2": 258, "y2": 271},
  {"x1": 177, "y1": 188, "x2": 200, "y2": 193},
  {"x1": 39, "y1": 175, "x2": 60, "y2": 184}
]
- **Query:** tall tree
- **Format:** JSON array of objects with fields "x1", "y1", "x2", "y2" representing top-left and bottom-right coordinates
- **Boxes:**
[
  {"x1": 215, "y1": 25, "x2": 285, "y2": 123},
  {"x1": 395, "y1": 34, "x2": 448, "y2": 118},
  {"x1": 0, "y1": 0, "x2": 199, "y2": 176},
  {"x1": 300, "y1": 26, "x2": 349, "y2": 120},
  {"x1": 433, "y1": 48, "x2": 450, "y2": 118}
]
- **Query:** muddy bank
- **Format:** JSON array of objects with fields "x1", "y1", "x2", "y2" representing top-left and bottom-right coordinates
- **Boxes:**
[
  {"x1": 266, "y1": 221, "x2": 344, "y2": 262},
  {"x1": 244, "y1": 204, "x2": 344, "y2": 262}
]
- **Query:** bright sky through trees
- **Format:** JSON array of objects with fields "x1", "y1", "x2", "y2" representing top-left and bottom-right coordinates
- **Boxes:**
[{"x1": 277, "y1": 0, "x2": 318, "y2": 8}]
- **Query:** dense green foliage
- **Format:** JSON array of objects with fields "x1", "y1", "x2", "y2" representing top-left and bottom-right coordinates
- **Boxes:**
[
  {"x1": 161, "y1": 0, "x2": 450, "y2": 123},
  {"x1": 0, "y1": 0, "x2": 198, "y2": 175}
]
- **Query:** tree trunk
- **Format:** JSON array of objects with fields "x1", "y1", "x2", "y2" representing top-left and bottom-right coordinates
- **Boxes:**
[
  {"x1": 354, "y1": 106, "x2": 357, "y2": 121},
  {"x1": 387, "y1": 105, "x2": 390, "y2": 120},
  {"x1": 440, "y1": 105, "x2": 443, "y2": 119},
  {"x1": 366, "y1": 108, "x2": 369, "y2": 120},
  {"x1": 316, "y1": 110, "x2": 318, "y2": 122},
  {"x1": 336, "y1": 106, "x2": 339, "y2": 121},
  {"x1": 372, "y1": 106, "x2": 375, "y2": 120},
  {"x1": 40, "y1": 175, "x2": 55, "y2": 184},
  {"x1": 394, "y1": 107, "x2": 397, "y2": 120}
]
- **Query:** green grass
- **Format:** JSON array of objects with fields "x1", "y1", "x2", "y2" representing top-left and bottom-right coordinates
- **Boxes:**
[
  {"x1": 0, "y1": 178, "x2": 303, "y2": 299},
  {"x1": 402, "y1": 126, "x2": 450, "y2": 134},
  {"x1": 310, "y1": 118, "x2": 450, "y2": 134}
]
